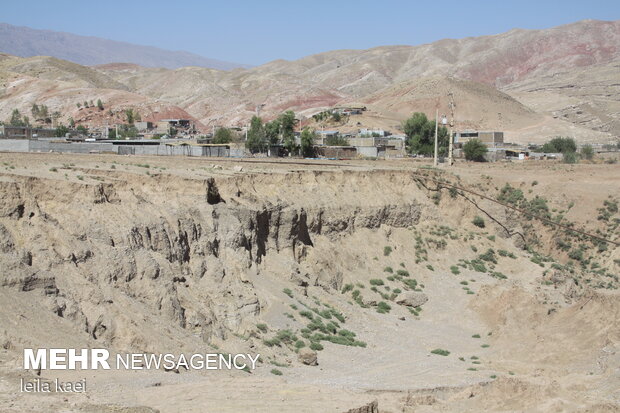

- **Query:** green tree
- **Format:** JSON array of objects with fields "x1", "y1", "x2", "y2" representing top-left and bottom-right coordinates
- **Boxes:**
[
  {"x1": 96, "y1": 99, "x2": 104, "y2": 110},
  {"x1": 541, "y1": 137, "x2": 577, "y2": 154},
  {"x1": 9, "y1": 109, "x2": 27, "y2": 126},
  {"x1": 213, "y1": 127, "x2": 233, "y2": 144},
  {"x1": 463, "y1": 139, "x2": 488, "y2": 162},
  {"x1": 119, "y1": 124, "x2": 138, "y2": 138},
  {"x1": 403, "y1": 112, "x2": 448, "y2": 155},
  {"x1": 76, "y1": 125, "x2": 88, "y2": 134},
  {"x1": 108, "y1": 128, "x2": 117, "y2": 139},
  {"x1": 246, "y1": 116, "x2": 266, "y2": 153},
  {"x1": 264, "y1": 120, "x2": 281, "y2": 145},
  {"x1": 55, "y1": 125, "x2": 69, "y2": 137},
  {"x1": 278, "y1": 111, "x2": 296, "y2": 141},
  {"x1": 325, "y1": 135, "x2": 349, "y2": 146},
  {"x1": 125, "y1": 109, "x2": 135, "y2": 125},
  {"x1": 69, "y1": 118, "x2": 75, "y2": 128},
  {"x1": 300, "y1": 127, "x2": 316, "y2": 157},
  {"x1": 83, "y1": 101, "x2": 89, "y2": 108},
  {"x1": 580, "y1": 144, "x2": 594, "y2": 160}
]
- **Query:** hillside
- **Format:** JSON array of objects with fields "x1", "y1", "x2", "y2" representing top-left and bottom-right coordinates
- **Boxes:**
[
  {"x1": 0, "y1": 23, "x2": 248, "y2": 70},
  {"x1": 0, "y1": 19, "x2": 618, "y2": 143}
]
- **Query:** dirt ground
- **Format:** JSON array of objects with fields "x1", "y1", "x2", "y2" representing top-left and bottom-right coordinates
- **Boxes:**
[{"x1": 0, "y1": 152, "x2": 618, "y2": 413}]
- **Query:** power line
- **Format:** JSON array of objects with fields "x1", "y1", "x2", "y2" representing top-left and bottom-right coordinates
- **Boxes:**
[{"x1": 409, "y1": 170, "x2": 619, "y2": 246}]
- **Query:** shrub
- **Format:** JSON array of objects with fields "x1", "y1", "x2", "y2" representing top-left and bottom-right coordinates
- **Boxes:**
[
  {"x1": 450, "y1": 265, "x2": 460, "y2": 275},
  {"x1": 470, "y1": 259, "x2": 487, "y2": 273},
  {"x1": 384, "y1": 246, "x2": 393, "y2": 256},
  {"x1": 283, "y1": 288, "x2": 293, "y2": 298},
  {"x1": 472, "y1": 216, "x2": 485, "y2": 228},
  {"x1": 270, "y1": 369, "x2": 283, "y2": 376},
  {"x1": 263, "y1": 338, "x2": 280, "y2": 347},
  {"x1": 384, "y1": 266, "x2": 393, "y2": 273},
  {"x1": 479, "y1": 249, "x2": 497, "y2": 264},
  {"x1": 430, "y1": 348, "x2": 450, "y2": 356},
  {"x1": 472, "y1": 334, "x2": 480, "y2": 338},
  {"x1": 256, "y1": 323, "x2": 268, "y2": 333},
  {"x1": 330, "y1": 309, "x2": 346, "y2": 323},
  {"x1": 299, "y1": 310, "x2": 314, "y2": 320},
  {"x1": 309, "y1": 342, "x2": 324, "y2": 351},
  {"x1": 396, "y1": 269, "x2": 410, "y2": 277},
  {"x1": 377, "y1": 301, "x2": 391, "y2": 313},
  {"x1": 403, "y1": 279, "x2": 418, "y2": 289},
  {"x1": 463, "y1": 139, "x2": 487, "y2": 162},
  {"x1": 563, "y1": 151, "x2": 578, "y2": 164},
  {"x1": 275, "y1": 329, "x2": 297, "y2": 343},
  {"x1": 341, "y1": 283, "x2": 354, "y2": 294},
  {"x1": 369, "y1": 279, "x2": 384, "y2": 286}
]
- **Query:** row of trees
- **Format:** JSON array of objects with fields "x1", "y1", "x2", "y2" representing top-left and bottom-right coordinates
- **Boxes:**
[
  {"x1": 77, "y1": 99, "x2": 104, "y2": 110},
  {"x1": 535, "y1": 136, "x2": 594, "y2": 163},
  {"x1": 246, "y1": 111, "x2": 297, "y2": 153}
]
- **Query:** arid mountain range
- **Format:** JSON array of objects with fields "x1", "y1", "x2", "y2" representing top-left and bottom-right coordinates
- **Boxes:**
[
  {"x1": 0, "y1": 23, "x2": 248, "y2": 70},
  {"x1": 0, "y1": 19, "x2": 618, "y2": 144}
]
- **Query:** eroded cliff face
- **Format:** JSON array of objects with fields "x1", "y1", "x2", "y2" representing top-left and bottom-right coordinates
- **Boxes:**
[{"x1": 0, "y1": 170, "x2": 424, "y2": 353}]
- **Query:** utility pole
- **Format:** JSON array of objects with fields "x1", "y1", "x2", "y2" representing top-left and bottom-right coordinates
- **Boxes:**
[
  {"x1": 448, "y1": 92, "x2": 455, "y2": 166},
  {"x1": 434, "y1": 108, "x2": 438, "y2": 166}
]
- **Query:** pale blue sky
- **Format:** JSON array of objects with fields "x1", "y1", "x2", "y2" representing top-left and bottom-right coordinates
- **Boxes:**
[{"x1": 2, "y1": 0, "x2": 619, "y2": 65}]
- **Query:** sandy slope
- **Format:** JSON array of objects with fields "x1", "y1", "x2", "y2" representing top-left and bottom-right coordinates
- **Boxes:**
[{"x1": 0, "y1": 153, "x2": 617, "y2": 412}]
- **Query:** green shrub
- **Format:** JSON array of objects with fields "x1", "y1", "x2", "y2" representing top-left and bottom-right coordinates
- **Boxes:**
[
  {"x1": 263, "y1": 338, "x2": 280, "y2": 347},
  {"x1": 256, "y1": 323, "x2": 268, "y2": 333},
  {"x1": 377, "y1": 301, "x2": 391, "y2": 313},
  {"x1": 472, "y1": 216, "x2": 485, "y2": 228},
  {"x1": 270, "y1": 368, "x2": 283, "y2": 376},
  {"x1": 430, "y1": 348, "x2": 450, "y2": 356},
  {"x1": 472, "y1": 334, "x2": 480, "y2": 338},
  {"x1": 384, "y1": 266, "x2": 393, "y2": 273},
  {"x1": 283, "y1": 288, "x2": 293, "y2": 298},
  {"x1": 309, "y1": 341, "x2": 324, "y2": 351},
  {"x1": 479, "y1": 249, "x2": 497, "y2": 264},
  {"x1": 369, "y1": 279, "x2": 384, "y2": 286},
  {"x1": 384, "y1": 246, "x2": 392, "y2": 256},
  {"x1": 402, "y1": 279, "x2": 418, "y2": 289},
  {"x1": 450, "y1": 265, "x2": 460, "y2": 275},
  {"x1": 341, "y1": 283, "x2": 354, "y2": 294},
  {"x1": 396, "y1": 269, "x2": 409, "y2": 277},
  {"x1": 276, "y1": 329, "x2": 297, "y2": 343},
  {"x1": 563, "y1": 151, "x2": 578, "y2": 164},
  {"x1": 299, "y1": 310, "x2": 314, "y2": 320}
]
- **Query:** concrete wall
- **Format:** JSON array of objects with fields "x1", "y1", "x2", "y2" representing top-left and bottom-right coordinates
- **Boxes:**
[
  {"x1": 29, "y1": 141, "x2": 117, "y2": 154},
  {"x1": 356, "y1": 146, "x2": 379, "y2": 158},
  {"x1": 0, "y1": 139, "x2": 238, "y2": 158},
  {"x1": 0, "y1": 139, "x2": 29, "y2": 152}
]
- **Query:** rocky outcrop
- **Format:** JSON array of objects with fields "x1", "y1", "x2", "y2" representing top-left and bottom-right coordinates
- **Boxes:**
[
  {"x1": 344, "y1": 400, "x2": 378, "y2": 413},
  {"x1": 298, "y1": 348, "x2": 318, "y2": 366},
  {"x1": 0, "y1": 172, "x2": 425, "y2": 352},
  {"x1": 396, "y1": 292, "x2": 428, "y2": 308}
]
